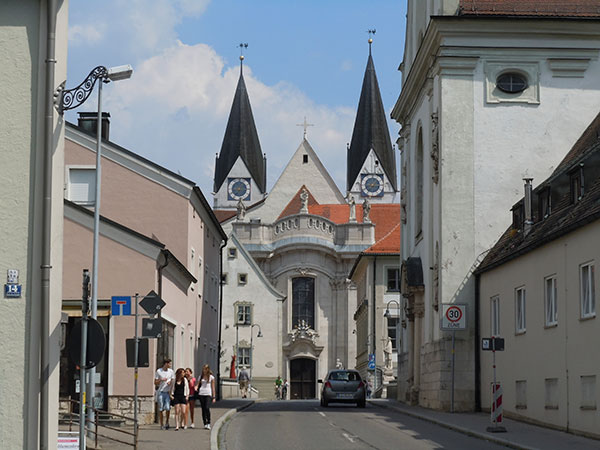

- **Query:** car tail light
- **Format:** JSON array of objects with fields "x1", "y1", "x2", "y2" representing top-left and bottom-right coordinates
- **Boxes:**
[{"x1": 325, "y1": 381, "x2": 332, "y2": 389}]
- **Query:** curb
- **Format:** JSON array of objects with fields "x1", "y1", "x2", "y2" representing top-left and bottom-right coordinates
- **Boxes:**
[
  {"x1": 210, "y1": 401, "x2": 255, "y2": 450},
  {"x1": 368, "y1": 400, "x2": 537, "y2": 450}
]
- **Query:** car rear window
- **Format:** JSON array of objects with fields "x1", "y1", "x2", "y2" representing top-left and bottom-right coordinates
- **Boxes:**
[{"x1": 329, "y1": 371, "x2": 361, "y2": 381}]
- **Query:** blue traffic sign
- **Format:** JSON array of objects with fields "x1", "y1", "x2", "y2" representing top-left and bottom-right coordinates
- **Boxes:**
[
  {"x1": 111, "y1": 296, "x2": 132, "y2": 316},
  {"x1": 368, "y1": 353, "x2": 375, "y2": 370}
]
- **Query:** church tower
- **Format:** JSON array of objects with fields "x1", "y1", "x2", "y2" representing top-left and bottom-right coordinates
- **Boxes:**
[
  {"x1": 213, "y1": 53, "x2": 267, "y2": 209},
  {"x1": 347, "y1": 37, "x2": 397, "y2": 203}
]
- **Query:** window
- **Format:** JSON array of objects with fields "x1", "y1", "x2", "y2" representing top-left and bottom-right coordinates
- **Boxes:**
[
  {"x1": 237, "y1": 346, "x2": 251, "y2": 367},
  {"x1": 496, "y1": 72, "x2": 528, "y2": 94},
  {"x1": 538, "y1": 188, "x2": 551, "y2": 219},
  {"x1": 303, "y1": 154, "x2": 308, "y2": 164},
  {"x1": 516, "y1": 380, "x2": 527, "y2": 409},
  {"x1": 570, "y1": 166, "x2": 584, "y2": 204},
  {"x1": 292, "y1": 277, "x2": 315, "y2": 328},
  {"x1": 515, "y1": 287, "x2": 526, "y2": 333},
  {"x1": 490, "y1": 296, "x2": 500, "y2": 336},
  {"x1": 68, "y1": 168, "x2": 96, "y2": 204},
  {"x1": 236, "y1": 304, "x2": 252, "y2": 325},
  {"x1": 238, "y1": 273, "x2": 248, "y2": 285},
  {"x1": 581, "y1": 375, "x2": 597, "y2": 410},
  {"x1": 545, "y1": 378, "x2": 559, "y2": 409},
  {"x1": 545, "y1": 276, "x2": 558, "y2": 326},
  {"x1": 512, "y1": 203, "x2": 524, "y2": 230},
  {"x1": 387, "y1": 316, "x2": 399, "y2": 351},
  {"x1": 221, "y1": 273, "x2": 228, "y2": 285},
  {"x1": 580, "y1": 262, "x2": 596, "y2": 318},
  {"x1": 228, "y1": 248, "x2": 237, "y2": 258},
  {"x1": 387, "y1": 268, "x2": 400, "y2": 292}
]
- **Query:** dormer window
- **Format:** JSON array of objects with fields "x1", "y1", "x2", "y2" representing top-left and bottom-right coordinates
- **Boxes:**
[
  {"x1": 512, "y1": 203, "x2": 524, "y2": 230},
  {"x1": 570, "y1": 164, "x2": 584, "y2": 204},
  {"x1": 538, "y1": 188, "x2": 551, "y2": 219}
]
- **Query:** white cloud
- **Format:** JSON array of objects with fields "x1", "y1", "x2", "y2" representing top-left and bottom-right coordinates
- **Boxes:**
[
  {"x1": 69, "y1": 24, "x2": 105, "y2": 46},
  {"x1": 102, "y1": 41, "x2": 356, "y2": 197},
  {"x1": 341, "y1": 60, "x2": 353, "y2": 71}
]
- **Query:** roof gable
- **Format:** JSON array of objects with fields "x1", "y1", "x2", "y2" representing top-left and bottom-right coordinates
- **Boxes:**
[{"x1": 459, "y1": 0, "x2": 600, "y2": 17}]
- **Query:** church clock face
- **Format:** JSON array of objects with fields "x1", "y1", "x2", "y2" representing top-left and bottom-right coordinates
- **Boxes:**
[
  {"x1": 361, "y1": 174, "x2": 384, "y2": 197},
  {"x1": 227, "y1": 178, "x2": 251, "y2": 201}
]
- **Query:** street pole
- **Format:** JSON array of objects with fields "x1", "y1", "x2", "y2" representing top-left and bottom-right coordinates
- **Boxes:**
[
  {"x1": 492, "y1": 342, "x2": 497, "y2": 427},
  {"x1": 133, "y1": 293, "x2": 139, "y2": 446},
  {"x1": 87, "y1": 78, "x2": 103, "y2": 435},
  {"x1": 451, "y1": 330, "x2": 455, "y2": 413},
  {"x1": 79, "y1": 270, "x2": 90, "y2": 450}
]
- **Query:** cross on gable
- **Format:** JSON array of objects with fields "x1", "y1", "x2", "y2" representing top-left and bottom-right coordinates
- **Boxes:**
[{"x1": 296, "y1": 116, "x2": 314, "y2": 139}]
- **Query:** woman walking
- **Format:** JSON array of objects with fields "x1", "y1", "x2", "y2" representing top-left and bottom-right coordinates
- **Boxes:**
[
  {"x1": 170, "y1": 368, "x2": 189, "y2": 430},
  {"x1": 196, "y1": 364, "x2": 216, "y2": 430},
  {"x1": 185, "y1": 367, "x2": 197, "y2": 428}
]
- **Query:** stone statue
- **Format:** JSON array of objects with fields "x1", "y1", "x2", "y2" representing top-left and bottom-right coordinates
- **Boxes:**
[
  {"x1": 300, "y1": 187, "x2": 309, "y2": 214},
  {"x1": 347, "y1": 194, "x2": 356, "y2": 222},
  {"x1": 335, "y1": 358, "x2": 344, "y2": 370},
  {"x1": 236, "y1": 198, "x2": 246, "y2": 221},
  {"x1": 362, "y1": 198, "x2": 371, "y2": 223},
  {"x1": 384, "y1": 337, "x2": 393, "y2": 370}
]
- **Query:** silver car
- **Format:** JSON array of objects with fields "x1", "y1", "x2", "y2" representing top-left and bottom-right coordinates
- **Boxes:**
[{"x1": 319, "y1": 370, "x2": 366, "y2": 408}]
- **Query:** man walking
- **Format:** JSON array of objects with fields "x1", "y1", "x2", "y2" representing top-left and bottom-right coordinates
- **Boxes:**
[
  {"x1": 154, "y1": 359, "x2": 174, "y2": 429},
  {"x1": 238, "y1": 368, "x2": 250, "y2": 398}
]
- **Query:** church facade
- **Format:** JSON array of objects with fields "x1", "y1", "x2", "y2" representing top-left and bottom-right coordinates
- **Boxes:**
[
  {"x1": 393, "y1": 0, "x2": 600, "y2": 411},
  {"x1": 215, "y1": 48, "x2": 400, "y2": 399}
]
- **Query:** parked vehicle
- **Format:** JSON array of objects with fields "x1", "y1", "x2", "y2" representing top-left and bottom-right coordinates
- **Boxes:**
[{"x1": 319, "y1": 370, "x2": 366, "y2": 408}]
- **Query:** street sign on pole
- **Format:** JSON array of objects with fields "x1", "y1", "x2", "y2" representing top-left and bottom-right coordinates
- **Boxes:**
[
  {"x1": 139, "y1": 290, "x2": 165, "y2": 315},
  {"x1": 441, "y1": 304, "x2": 467, "y2": 330},
  {"x1": 111, "y1": 296, "x2": 132, "y2": 316},
  {"x1": 367, "y1": 353, "x2": 375, "y2": 370}
]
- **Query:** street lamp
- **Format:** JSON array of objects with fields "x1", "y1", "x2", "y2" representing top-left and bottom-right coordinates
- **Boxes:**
[
  {"x1": 58, "y1": 64, "x2": 133, "y2": 447},
  {"x1": 384, "y1": 300, "x2": 401, "y2": 385},
  {"x1": 249, "y1": 324, "x2": 262, "y2": 396}
]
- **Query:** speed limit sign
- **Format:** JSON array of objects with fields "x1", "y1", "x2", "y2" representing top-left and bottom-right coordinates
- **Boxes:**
[{"x1": 441, "y1": 304, "x2": 467, "y2": 330}]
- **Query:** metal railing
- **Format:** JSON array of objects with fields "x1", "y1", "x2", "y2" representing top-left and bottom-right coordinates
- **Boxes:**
[{"x1": 63, "y1": 399, "x2": 138, "y2": 448}]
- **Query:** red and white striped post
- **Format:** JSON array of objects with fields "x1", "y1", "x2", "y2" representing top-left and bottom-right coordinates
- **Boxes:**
[{"x1": 487, "y1": 337, "x2": 507, "y2": 432}]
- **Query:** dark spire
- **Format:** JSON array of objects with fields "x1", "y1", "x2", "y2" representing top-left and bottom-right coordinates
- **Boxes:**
[
  {"x1": 214, "y1": 54, "x2": 266, "y2": 194},
  {"x1": 347, "y1": 42, "x2": 397, "y2": 192}
]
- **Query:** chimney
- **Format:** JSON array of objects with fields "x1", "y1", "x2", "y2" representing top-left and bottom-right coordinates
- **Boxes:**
[
  {"x1": 523, "y1": 178, "x2": 534, "y2": 235},
  {"x1": 77, "y1": 112, "x2": 111, "y2": 140}
]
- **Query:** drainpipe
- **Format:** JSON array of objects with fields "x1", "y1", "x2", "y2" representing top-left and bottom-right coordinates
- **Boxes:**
[
  {"x1": 41, "y1": 1, "x2": 57, "y2": 448},
  {"x1": 154, "y1": 252, "x2": 169, "y2": 424},
  {"x1": 372, "y1": 256, "x2": 377, "y2": 393},
  {"x1": 217, "y1": 239, "x2": 227, "y2": 400},
  {"x1": 474, "y1": 273, "x2": 481, "y2": 411}
]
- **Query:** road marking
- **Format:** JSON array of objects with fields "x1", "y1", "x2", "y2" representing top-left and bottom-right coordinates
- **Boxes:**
[
  {"x1": 343, "y1": 433, "x2": 357, "y2": 443},
  {"x1": 319, "y1": 412, "x2": 326, "y2": 417}
]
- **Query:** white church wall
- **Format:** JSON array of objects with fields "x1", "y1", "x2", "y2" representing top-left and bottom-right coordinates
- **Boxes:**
[{"x1": 213, "y1": 156, "x2": 264, "y2": 210}]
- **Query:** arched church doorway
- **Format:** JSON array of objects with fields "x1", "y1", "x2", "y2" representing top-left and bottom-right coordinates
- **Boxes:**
[{"x1": 290, "y1": 358, "x2": 316, "y2": 399}]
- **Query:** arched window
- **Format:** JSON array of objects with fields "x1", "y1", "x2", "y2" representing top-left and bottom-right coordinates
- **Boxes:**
[
  {"x1": 292, "y1": 277, "x2": 315, "y2": 328},
  {"x1": 415, "y1": 128, "x2": 424, "y2": 237}
]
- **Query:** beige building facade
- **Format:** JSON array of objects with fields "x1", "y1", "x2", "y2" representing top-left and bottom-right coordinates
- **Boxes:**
[{"x1": 0, "y1": 1, "x2": 68, "y2": 448}]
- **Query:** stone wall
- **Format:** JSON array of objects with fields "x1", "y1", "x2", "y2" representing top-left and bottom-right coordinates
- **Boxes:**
[
  {"x1": 419, "y1": 337, "x2": 475, "y2": 411},
  {"x1": 108, "y1": 396, "x2": 154, "y2": 425}
]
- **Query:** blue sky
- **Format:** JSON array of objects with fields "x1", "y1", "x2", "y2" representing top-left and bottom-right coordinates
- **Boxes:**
[{"x1": 66, "y1": 0, "x2": 406, "y2": 199}]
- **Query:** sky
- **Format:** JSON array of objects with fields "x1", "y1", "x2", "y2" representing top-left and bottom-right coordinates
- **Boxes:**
[{"x1": 66, "y1": 0, "x2": 407, "y2": 200}]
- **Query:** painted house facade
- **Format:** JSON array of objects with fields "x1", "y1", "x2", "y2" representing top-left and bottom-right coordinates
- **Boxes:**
[
  {"x1": 476, "y1": 114, "x2": 600, "y2": 439},
  {"x1": 61, "y1": 117, "x2": 226, "y2": 421}
]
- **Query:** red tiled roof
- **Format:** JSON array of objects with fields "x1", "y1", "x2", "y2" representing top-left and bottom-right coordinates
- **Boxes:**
[
  {"x1": 364, "y1": 222, "x2": 401, "y2": 254},
  {"x1": 277, "y1": 186, "x2": 320, "y2": 220},
  {"x1": 459, "y1": 0, "x2": 600, "y2": 17},
  {"x1": 214, "y1": 210, "x2": 237, "y2": 223}
]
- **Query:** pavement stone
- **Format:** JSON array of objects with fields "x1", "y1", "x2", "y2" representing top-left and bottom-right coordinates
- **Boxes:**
[{"x1": 369, "y1": 399, "x2": 600, "y2": 450}]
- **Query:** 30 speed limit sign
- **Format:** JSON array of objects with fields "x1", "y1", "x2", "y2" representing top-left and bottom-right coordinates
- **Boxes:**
[{"x1": 441, "y1": 304, "x2": 467, "y2": 330}]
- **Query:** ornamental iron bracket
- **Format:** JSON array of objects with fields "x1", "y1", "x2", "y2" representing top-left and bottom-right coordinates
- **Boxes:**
[{"x1": 55, "y1": 66, "x2": 108, "y2": 115}]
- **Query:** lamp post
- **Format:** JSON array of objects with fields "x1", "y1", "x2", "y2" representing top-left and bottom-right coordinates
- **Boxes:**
[
  {"x1": 58, "y1": 64, "x2": 132, "y2": 448},
  {"x1": 384, "y1": 299, "x2": 401, "y2": 386},
  {"x1": 249, "y1": 324, "x2": 262, "y2": 396}
]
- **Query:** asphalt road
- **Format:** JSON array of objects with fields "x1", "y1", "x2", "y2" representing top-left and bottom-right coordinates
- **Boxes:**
[{"x1": 221, "y1": 400, "x2": 506, "y2": 450}]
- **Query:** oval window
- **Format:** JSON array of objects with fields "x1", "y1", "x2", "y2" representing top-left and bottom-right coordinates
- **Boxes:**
[{"x1": 496, "y1": 72, "x2": 528, "y2": 94}]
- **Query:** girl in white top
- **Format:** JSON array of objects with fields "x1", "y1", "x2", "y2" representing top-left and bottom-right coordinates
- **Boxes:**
[{"x1": 195, "y1": 364, "x2": 216, "y2": 429}]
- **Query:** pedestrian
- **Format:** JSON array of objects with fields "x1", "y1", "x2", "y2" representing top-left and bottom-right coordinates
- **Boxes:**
[
  {"x1": 274, "y1": 375, "x2": 283, "y2": 399},
  {"x1": 185, "y1": 367, "x2": 197, "y2": 428},
  {"x1": 196, "y1": 364, "x2": 216, "y2": 430},
  {"x1": 170, "y1": 368, "x2": 189, "y2": 430},
  {"x1": 154, "y1": 359, "x2": 174, "y2": 430},
  {"x1": 366, "y1": 378, "x2": 373, "y2": 399},
  {"x1": 238, "y1": 368, "x2": 250, "y2": 398},
  {"x1": 282, "y1": 379, "x2": 289, "y2": 400}
]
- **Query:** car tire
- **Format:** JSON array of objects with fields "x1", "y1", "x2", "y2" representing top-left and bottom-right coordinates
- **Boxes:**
[{"x1": 357, "y1": 400, "x2": 366, "y2": 408}]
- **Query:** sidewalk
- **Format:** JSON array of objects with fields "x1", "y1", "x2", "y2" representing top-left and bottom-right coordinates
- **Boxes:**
[
  {"x1": 369, "y1": 399, "x2": 600, "y2": 450},
  {"x1": 82, "y1": 399, "x2": 254, "y2": 449}
]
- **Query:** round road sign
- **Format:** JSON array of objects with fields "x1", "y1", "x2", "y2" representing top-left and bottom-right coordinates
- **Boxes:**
[{"x1": 445, "y1": 306, "x2": 463, "y2": 323}]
